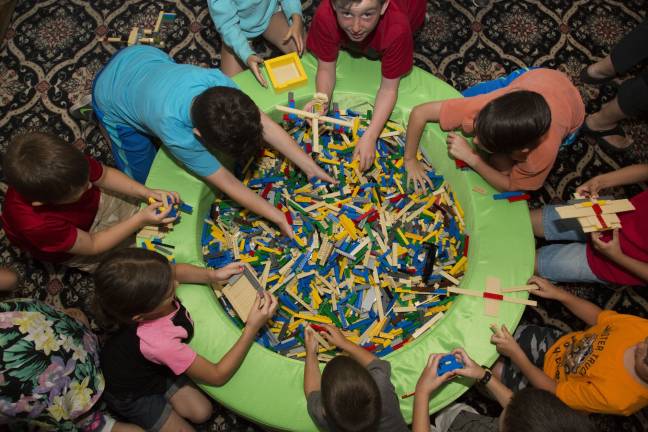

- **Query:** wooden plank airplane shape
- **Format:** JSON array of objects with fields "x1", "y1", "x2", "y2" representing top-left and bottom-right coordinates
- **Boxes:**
[
  {"x1": 555, "y1": 194, "x2": 635, "y2": 233},
  {"x1": 447, "y1": 276, "x2": 538, "y2": 317}
]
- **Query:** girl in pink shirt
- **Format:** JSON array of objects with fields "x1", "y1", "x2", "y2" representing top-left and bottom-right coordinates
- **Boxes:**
[{"x1": 94, "y1": 248, "x2": 278, "y2": 431}]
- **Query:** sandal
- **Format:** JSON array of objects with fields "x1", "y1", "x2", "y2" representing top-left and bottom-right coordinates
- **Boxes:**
[
  {"x1": 581, "y1": 121, "x2": 631, "y2": 153},
  {"x1": 579, "y1": 65, "x2": 614, "y2": 85}
]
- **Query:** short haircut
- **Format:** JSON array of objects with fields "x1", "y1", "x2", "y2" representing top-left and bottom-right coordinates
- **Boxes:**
[
  {"x1": 93, "y1": 248, "x2": 172, "y2": 331},
  {"x1": 3, "y1": 132, "x2": 89, "y2": 203},
  {"x1": 191, "y1": 86, "x2": 263, "y2": 164},
  {"x1": 474, "y1": 90, "x2": 551, "y2": 154},
  {"x1": 332, "y1": 0, "x2": 387, "y2": 9},
  {"x1": 321, "y1": 356, "x2": 381, "y2": 432},
  {"x1": 502, "y1": 388, "x2": 596, "y2": 432}
]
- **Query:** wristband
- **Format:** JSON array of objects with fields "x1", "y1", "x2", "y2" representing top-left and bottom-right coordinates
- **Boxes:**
[{"x1": 479, "y1": 367, "x2": 492, "y2": 386}]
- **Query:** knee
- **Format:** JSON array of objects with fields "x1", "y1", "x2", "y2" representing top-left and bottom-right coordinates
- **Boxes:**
[{"x1": 187, "y1": 395, "x2": 212, "y2": 424}]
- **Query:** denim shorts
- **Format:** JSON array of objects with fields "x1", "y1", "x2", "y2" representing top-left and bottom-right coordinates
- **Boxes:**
[
  {"x1": 536, "y1": 205, "x2": 605, "y2": 284},
  {"x1": 103, "y1": 375, "x2": 189, "y2": 431}
]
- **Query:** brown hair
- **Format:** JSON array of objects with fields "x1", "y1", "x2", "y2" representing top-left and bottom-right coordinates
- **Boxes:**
[
  {"x1": 332, "y1": 0, "x2": 387, "y2": 9},
  {"x1": 191, "y1": 86, "x2": 263, "y2": 164},
  {"x1": 3, "y1": 132, "x2": 89, "y2": 203},
  {"x1": 474, "y1": 90, "x2": 551, "y2": 154},
  {"x1": 321, "y1": 356, "x2": 381, "y2": 432},
  {"x1": 93, "y1": 248, "x2": 172, "y2": 331}
]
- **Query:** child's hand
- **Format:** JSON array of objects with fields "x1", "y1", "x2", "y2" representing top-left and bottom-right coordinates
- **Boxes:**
[
  {"x1": 575, "y1": 176, "x2": 605, "y2": 198},
  {"x1": 303, "y1": 99, "x2": 328, "y2": 116},
  {"x1": 446, "y1": 133, "x2": 476, "y2": 166},
  {"x1": 353, "y1": 134, "x2": 377, "y2": 171},
  {"x1": 209, "y1": 262, "x2": 244, "y2": 283},
  {"x1": 527, "y1": 276, "x2": 565, "y2": 301},
  {"x1": 246, "y1": 54, "x2": 268, "y2": 88},
  {"x1": 404, "y1": 157, "x2": 434, "y2": 194},
  {"x1": 450, "y1": 347, "x2": 485, "y2": 380},
  {"x1": 139, "y1": 202, "x2": 177, "y2": 226},
  {"x1": 273, "y1": 211, "x2": 295, "y2": 239},
  {"x1": 319, "y1": 324, "x2": 350, "y2": 350},
  {"x1": 490, "y1": 324, "x2": 523, "y2": 359},
  {"x1": 305, "y1": 164, "x2": 337, "y2": 185},
  {"x1": 304, "y1": 326, "x2": 319, "y2": 356},
  {"x1": 245, "y1": 291, "x2": 278, "y2": 332},
  {"x1": 147, "y1": 188, "x2": 180, "y2": 205},
  {"x1": 591, "y1": 229, "x2": 623, "y2": 260},
  {"x1": 415, "y1": 354, "x2": 455, "y2": 397},
  {"x1": 283, "y1": 15, "x2": 304, "y2": 55}
]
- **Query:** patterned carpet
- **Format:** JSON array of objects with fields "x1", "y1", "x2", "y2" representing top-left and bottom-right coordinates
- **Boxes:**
[{"x1": 1, "y1": 1, "x2": 647, "y2": 431}]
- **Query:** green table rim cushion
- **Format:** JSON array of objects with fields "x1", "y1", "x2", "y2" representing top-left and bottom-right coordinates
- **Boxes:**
[{"x1": 144, "y1": 52, "x2": 534, "y2": 431}]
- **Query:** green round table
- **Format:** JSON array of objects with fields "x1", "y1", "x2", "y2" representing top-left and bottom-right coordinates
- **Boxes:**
[{"x1": 145, "y1": 52, "x2": 534, "y2": 431}]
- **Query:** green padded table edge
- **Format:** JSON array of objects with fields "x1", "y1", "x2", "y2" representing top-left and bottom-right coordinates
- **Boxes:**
[{"x1": 144, "y1": 52, "x2": 534, "y2": 431}]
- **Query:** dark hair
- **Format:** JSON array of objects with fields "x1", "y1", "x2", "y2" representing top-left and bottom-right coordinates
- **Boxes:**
[
  {"x1": 93, "y1": 248, "x2": 172, "y2": 330},
  {"x1": 474, "y1": 90, "x2": 551, "y2": 154},
  {"x1": 3, "y1": 132, "x2": 89, "y2": 203},
  {"x1": 191, "y1": 86, "x2": 263, "y2": 163},
  {"x1": 332, "y1": 0, "x2": 386, "y2": 9},
  {"x1": 321, "y1": 356, "x2": 381, "y2": 432},
  {"x1": 502, "y1": 388, "x2": 596, "y2": 432}
]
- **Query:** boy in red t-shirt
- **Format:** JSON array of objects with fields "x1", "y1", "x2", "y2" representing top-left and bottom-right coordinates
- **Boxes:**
[
  {"x1": 531, "y1": 164, "x2": 648, "y2": 286},
  {"x1": 1, "y1": 132, "x2": 177, "y2": 272},
  {"x1": 306, "y1": 0, "x2": 426, "y2": 171}
]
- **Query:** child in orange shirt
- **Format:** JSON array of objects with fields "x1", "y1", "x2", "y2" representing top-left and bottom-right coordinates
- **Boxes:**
[
  {"x1": 405, "y1": 69, "x2": 584, "y2": 192},
  {"x1": 491, "y1": 276, "x2": 648, "y2": 415}
]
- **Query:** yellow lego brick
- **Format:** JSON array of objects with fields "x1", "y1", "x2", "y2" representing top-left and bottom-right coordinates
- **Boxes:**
[
  {"x1": 339, "y1": 214, "x2": 358, "y2": 240},
  {"x1": 449, "y1": 256, "x2": 467, "y2": 276},
  {"x1": 293, "y1": 313, "x2": 333, "y2": 324},
  {"x1": 258, "y1": 246, "x2": 282, "y2": 255}
]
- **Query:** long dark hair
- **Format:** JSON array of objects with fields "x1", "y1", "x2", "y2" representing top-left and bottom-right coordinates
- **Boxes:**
[{"x1": 93, "y1": 248, "x2": 172, "y2": 331}]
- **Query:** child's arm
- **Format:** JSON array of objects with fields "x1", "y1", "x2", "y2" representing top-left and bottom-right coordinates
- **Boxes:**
[
  {"x1": 94, "y1": 165, "x2": 180, "y2": 204},
  {"x1": 576, "y1": 164, "x2": 648, "y2": 197},
  {"x1": 186, "y1": 291, "x2": 279, "y2": 386},
  {"x1": 304, "y1": 59, "x2": 337, "y2": 115},
  {"x1": 68, "y1": 203, "x2": 175, "y2": 256},
  {"x1": 303, "y1": 327, "x2": 322, "y2": 396},
  {"x1": 529, "y1": 276, "x2": 602, "y2": 326},
  {"x1": 412, "y1": 354, "x2": 456, "y2": 432},
  {"x1": 318, "y1": 324, "x2": 376, "y2": 367},
  {"x1": 353, "y1": 77, "x2": 400, "y2": 171},
  {"x1": 207, "y1": 0, "x2": 266, "y2": 86},
  {"x1": 404, "y1": 102, "x2": 442, "y2": 192},
  {"x1": 259, "y1": 112, "x2": 335, "y2": 184},
  {"x1": 203, "y1": 168, "x2": 294, "y2": 238},
  {"x1": 591, "y1": 230, "x2": 648, "y2": 283},
  {"x1": 452, "y1": 347, "x2": 513, "y2": 408},
  {"x1": 490, "y1": 325, "x2": 557, "y2": 393},
  {"x1": 173, "y1": 262, "x2": 243, "y2": 285}
]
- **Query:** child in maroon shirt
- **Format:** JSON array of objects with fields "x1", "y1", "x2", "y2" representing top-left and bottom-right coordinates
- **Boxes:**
[
  {"x1": 1, "y1": 132, "x2": 176, "y2": 271},
  {"x1": 306, "y1": 0, "x2": 426, "y2": 171}
]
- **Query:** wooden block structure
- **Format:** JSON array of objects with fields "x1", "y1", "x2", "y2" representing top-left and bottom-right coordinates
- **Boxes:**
[
  {"x1": 264, "y1": 52, "x2": 308, "y2": 93},
  {"x1": 447, "y1": 277, "x2": 537, "y2": 317},
  {"x1": 104, "y1": 10, "x2": 176, "y2": 48},
  {"x1": 220, "y1": 263, "x2": 264, "y2": 323},
  {"x1": 555, "y1": 198, "x2": 635, "y2": 232}
]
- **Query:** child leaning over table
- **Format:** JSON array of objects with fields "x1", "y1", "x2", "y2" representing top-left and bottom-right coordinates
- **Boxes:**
[
  {"x1": 0, "y1": 132, "x2": 178, "y2": 272},
  {"x1": 532, "y1": 164, "x2": 648, "y2": 285},
  {"x1": 405, "y1": 68, "x2": 584, "y2": 193},
  {"x1": 95, "y1": 248, "x2": 279, "y2": 431},
  {"x1": 490, "y1": 276, "x2": 648, "y2": 415},
  {"x1": 303, "y1": 324, "x2": 408, "y2": 432}
]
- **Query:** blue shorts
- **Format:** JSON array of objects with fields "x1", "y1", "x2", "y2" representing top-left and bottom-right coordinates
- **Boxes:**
[
  {"x1": 92, "y1": 50, "x2": 158, "y2": 184},
  {"x1": 536, "y1": 205, "x2": 605, "y2": 284}
]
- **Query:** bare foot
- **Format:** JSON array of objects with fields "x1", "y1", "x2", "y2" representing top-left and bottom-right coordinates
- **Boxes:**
[
  {"x1": 0, "y1": 268, "x2": 18, "y2": 296},
  {"x1": 586, "y1": 56, "x2": 616, "y2": 80}
]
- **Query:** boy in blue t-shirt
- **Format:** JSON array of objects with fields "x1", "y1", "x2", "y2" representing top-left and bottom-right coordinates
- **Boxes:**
[{"x1": 92, "y1": 45, "x2": 332, "y2": 238}]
